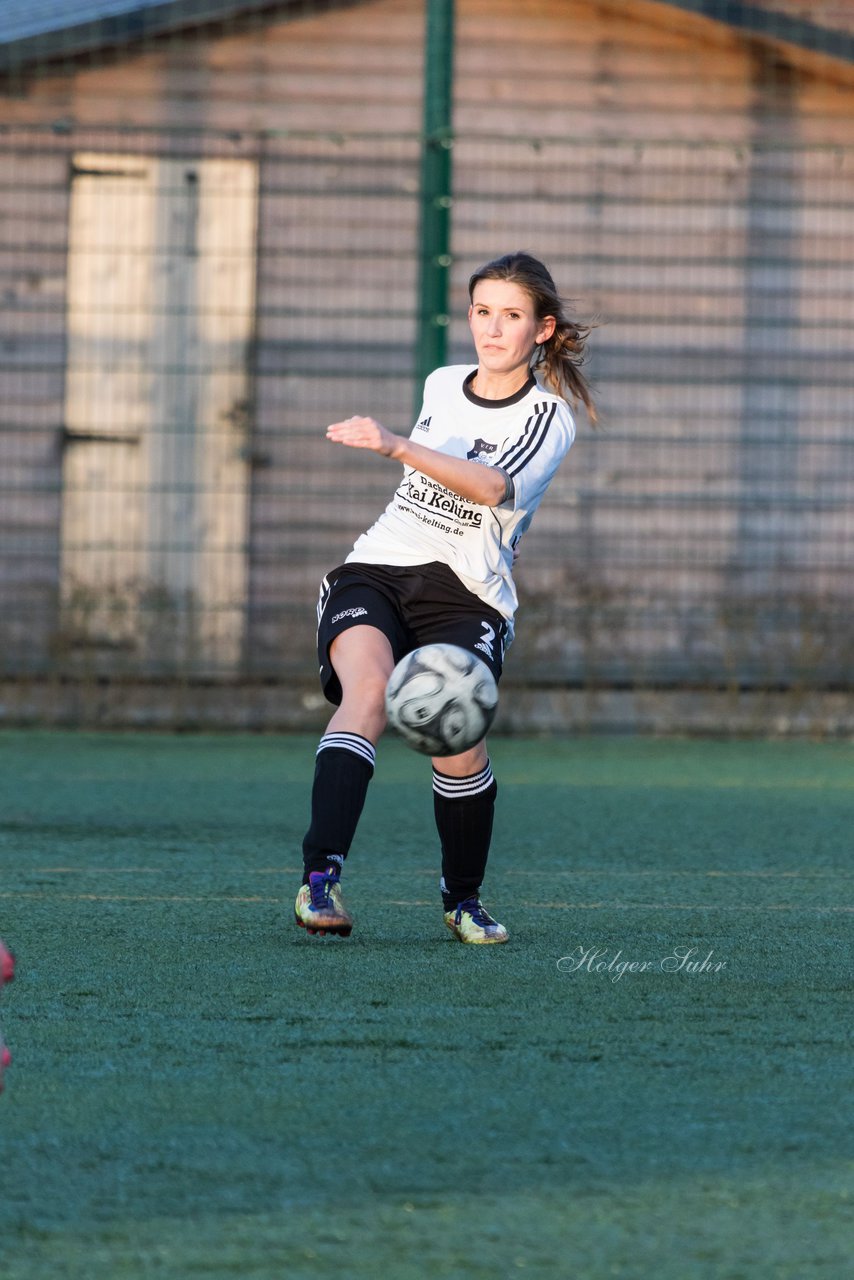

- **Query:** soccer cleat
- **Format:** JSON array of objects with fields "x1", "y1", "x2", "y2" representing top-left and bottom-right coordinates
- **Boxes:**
[
  {"x1": 294, "y1": 868, "x2": 353, "y2": 937},
  {"x1": 444, "y1": 897, "x2": 509, "y2": 945}
]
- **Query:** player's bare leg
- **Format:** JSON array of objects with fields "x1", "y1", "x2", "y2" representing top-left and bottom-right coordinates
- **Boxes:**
[
  {"x1": 327, "y1": 625, "x2": 395, "y2": 744},
  {"x1": 431, "y1": 741, "x2": 488, "y2": 777}
]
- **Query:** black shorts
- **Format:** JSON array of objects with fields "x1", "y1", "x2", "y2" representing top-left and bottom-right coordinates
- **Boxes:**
[{"x1": 316, "y1": 561, "x2": 508, "y2": 706}]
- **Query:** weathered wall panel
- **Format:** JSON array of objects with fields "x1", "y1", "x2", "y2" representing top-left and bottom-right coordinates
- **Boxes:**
[{"x1": 0, "y1": 0, "x2": 852, "y2": 702}]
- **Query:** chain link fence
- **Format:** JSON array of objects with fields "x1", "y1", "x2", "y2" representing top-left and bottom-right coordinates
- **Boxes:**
[{"x1": 1, "y1": 122, "x2": 852, "y2": 716}]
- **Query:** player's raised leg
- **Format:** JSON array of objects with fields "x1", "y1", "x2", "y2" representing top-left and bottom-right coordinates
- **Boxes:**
[
  {"x1": 433, "y1": 741, "x2": 508, "y2": 944},
  {"x1": 295, "y1": 626, "x2": 394, "y2": 937}
]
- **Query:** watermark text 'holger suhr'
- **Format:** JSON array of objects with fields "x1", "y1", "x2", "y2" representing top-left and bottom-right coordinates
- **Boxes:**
[{"x1": 557, "y1": 945, "x2": 727, "y2": 982}]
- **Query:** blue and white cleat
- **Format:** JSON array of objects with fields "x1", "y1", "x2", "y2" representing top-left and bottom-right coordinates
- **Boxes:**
[
  {"x1": 294, "y1": 868, "x2": 353, "y2": 937},
  {"x1": 444, "y1": 897, "x2": 509, "y2": 945}
]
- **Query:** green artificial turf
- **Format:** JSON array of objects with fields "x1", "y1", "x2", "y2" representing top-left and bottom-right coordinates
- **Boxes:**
[{"x1": 0, "y1": 731, "x2": 852, "y2": 1278}]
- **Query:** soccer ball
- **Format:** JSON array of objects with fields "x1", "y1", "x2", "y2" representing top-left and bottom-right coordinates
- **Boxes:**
[{"x1": 384, "y1": 643, "x2": 498, "y2": 756}]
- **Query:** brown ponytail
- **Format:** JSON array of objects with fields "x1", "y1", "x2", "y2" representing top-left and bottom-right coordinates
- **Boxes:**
[{"x1": 468, "y1": 252, "x2": 597, "y2": 424}]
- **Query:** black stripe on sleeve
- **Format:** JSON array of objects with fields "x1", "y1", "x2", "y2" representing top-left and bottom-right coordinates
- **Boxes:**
[{"x1": 495, "y1": 402, "x2": 557, "y2": 478}]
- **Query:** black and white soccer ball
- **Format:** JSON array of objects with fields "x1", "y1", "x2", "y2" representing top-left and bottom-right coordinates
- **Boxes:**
[{"x1": 384, "y1": 643, "x2": 499, "y2": 757}]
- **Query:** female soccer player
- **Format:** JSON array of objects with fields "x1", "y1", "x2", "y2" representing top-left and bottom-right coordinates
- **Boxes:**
[{"x1": 294, "y1": 252, "x2": 595, "y2": 944}]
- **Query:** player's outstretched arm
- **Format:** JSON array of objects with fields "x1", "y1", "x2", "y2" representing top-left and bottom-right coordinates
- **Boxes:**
[{"x1": 326, "y1": 416, "x2": 508, "y2": 507}]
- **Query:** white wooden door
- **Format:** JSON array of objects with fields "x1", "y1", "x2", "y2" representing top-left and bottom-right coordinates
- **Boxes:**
[{"x1": 60, "y1": 152, "x2": 258, "y2": 672}]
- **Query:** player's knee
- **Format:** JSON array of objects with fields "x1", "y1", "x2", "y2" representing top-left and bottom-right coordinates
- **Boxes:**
[{"x1": 340, "y1": 668, "x2": 389, "y2": 721}]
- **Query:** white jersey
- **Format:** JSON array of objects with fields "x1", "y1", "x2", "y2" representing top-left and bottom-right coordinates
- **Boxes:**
[{"x1": 346, "y1": 365, "x2": 576, "y2": 640}]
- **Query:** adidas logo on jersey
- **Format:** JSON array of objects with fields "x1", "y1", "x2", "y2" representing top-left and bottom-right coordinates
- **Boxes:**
[{"x1": 415, "y1": 416, "x2": 432, "y2": 431}]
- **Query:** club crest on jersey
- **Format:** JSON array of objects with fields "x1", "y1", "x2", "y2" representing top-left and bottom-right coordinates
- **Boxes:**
[{"x1": 467, "y1": 438, "x2": 498, "y2": 461}]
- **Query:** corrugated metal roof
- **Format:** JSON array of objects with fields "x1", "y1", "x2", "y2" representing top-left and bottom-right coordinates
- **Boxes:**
[
  {"x1": 666, "y1": 0, "x2": 854, "y2": 61},
  {"x1": 1, "y1": 1, "x2": 166, "y2": 45},
  {"x1": 2, "y1": 1, "x2": 852, "y2": 68},
  {"x1": 0, "y1": 0, "x2": 286, "y2": 66}
]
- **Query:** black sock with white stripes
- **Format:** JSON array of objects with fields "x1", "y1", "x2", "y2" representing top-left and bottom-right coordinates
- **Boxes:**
[
  {"x1": 301, "y1": 732, "x2": 376, "y2": 883},
  {"x1": 433, "y1": 761, "x2": 497, "y2": 910}
]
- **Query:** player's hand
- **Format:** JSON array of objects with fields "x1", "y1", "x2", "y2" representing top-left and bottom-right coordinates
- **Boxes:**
[{"x1": 326, "y1": 416, "x2": 400, "y2": 458}]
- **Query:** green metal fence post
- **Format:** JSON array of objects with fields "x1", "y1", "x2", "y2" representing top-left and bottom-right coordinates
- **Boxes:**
[{"x1": 413, "y1": 0, "x2": 455, "y2": 422}]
